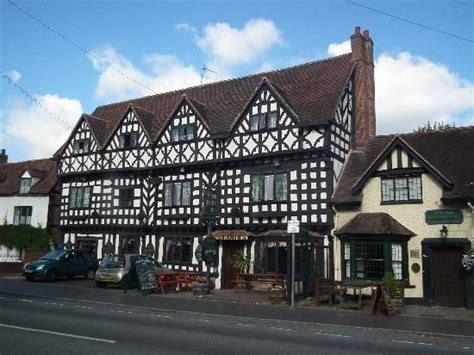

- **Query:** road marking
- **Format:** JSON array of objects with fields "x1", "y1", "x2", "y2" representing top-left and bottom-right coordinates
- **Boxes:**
[
  {"x1": 0, "y1": 296, "x2": 5, "y2": 299},
  {"x1": 18, "y1": 299, "x2": 33, "y2": 303},
  {"x1": 0, "y1": 323, "x2": 116, "y2": 344}
]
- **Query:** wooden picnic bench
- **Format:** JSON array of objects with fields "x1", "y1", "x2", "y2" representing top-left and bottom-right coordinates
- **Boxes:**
[
  {"x1": 231, "y1": 273, "x2": 285, "y2": 290},
  {"x1": 157, "y1": 272, "x2": 206, "y2": 294}
]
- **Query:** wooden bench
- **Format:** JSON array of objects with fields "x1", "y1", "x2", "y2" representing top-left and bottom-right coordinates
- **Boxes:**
[
  {"x1": 232, "y1": 273, "x2": 285, "y2": 291},
  {"x1": 157, "y1": 272, "x2": 207, "y2": 293},
  {"x1": 314, "y1": 279, "x2": 338, "y2": 306},
  {"x1": 156, "y1": 272, "x2": 180, "y2": 294}
]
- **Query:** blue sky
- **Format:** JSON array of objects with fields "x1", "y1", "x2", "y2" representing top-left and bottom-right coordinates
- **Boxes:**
[{"x1": 1, "y1": 0, "x2": 473, "y2": 162}]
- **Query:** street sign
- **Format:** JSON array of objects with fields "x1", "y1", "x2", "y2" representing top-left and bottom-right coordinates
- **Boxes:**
[{"x1": 287, "y1": 217, "x2": 300, "y2": 234}]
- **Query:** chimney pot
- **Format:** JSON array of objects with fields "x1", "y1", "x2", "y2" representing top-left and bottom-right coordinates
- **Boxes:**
[
  {"x1": 363, "y1": 30, "x2": 369, "y2": 40},
  {"x1": 355, "y1": 26, "x2": 361, "y2": 35},
  {"x1": 0, "y1": 149, "x2": 7, "y2": 164}
]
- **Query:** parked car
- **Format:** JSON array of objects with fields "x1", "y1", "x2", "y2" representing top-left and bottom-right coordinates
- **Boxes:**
[
  {"x1": 22, "y1": 249, "x2": 98, "y2": 282},
  {"x1": 95, "y1": 254, "x2": 169, "y2": 288}
]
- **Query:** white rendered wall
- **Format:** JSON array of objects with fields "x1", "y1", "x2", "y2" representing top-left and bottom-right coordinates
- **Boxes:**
[{"x1": 0, "y1": 196, "x2": 50, "y2": 227}]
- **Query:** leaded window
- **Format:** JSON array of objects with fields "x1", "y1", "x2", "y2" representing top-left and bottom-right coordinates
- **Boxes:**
[
  {"x1": 19, "y1": 178, "x2": 32, "y2": 194},
  {"x1": 13, "y1": 206, "x2": 32, "y2": 225},
  {"x1": 118, "y1": 132, "x2": 138, "y2": 149},
  {"x1": 171, "y1": 125, "x2": 195, "y2": 142},
  {"x1": 164, "y1": 237, "x2": 193, "y2": 264},
  {"x1": 355, "y1": 242, "x2": 384, "y2": 279},
  {"x1": 249, "y1": 111, "x2": 278, "y2": 131},
  {"x1": 72, "y1": 139, "x2": 90, "y2": 155},
  {"x1": 251, "y1": 173, "x2": 288, "y2": 202},
  {"x1": 391, "y1": 243, "x2": 403, "y2": 280},
  {"x1": 381, "y1": 176, "x2": 422, "y2": 203},
  {"x1": 69, "y1": 187, "x2": 91, "y2": 209},
  {"x1": 164, "y1": 181, "x2": 191, "y2": 207},
  {"x1": 119, "y1": 188, "x2": 134, "y2": 208}
]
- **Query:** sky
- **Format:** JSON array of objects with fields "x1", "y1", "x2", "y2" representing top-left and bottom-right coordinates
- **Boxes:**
[{"x1": 1, "y1": 0, "x2": 473, "y2": 162}]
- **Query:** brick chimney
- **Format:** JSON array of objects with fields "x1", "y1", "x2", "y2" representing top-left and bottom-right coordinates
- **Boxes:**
[
  {"x1": 0, "y1": 149, "x2": 8, "y2": 164},
  {"x1": 351, "y1": 26, "x2": 376, "y2": 149}
]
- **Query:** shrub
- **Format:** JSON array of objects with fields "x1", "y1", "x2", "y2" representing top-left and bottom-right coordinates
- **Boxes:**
[
  {"x1": 0, "y1": 225, "x2": 50, "y2": 251},
  {"x1": 382, "y1": 272, "x2": 400, "y2": 299}
]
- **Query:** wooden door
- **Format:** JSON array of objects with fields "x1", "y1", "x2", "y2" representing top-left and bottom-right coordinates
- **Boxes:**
[
  {"x1": 222, "y1": 241, "x2": 245, "y2": 289},
  {"x1": 431, "y1": 247, "x2": 465, "y2": 307}
]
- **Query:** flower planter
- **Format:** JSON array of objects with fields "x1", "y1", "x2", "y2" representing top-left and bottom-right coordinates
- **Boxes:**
[
  {"x1": 268, "y1": 288, "x2": 286, "y2": 303},
  {"x1": 192, "y1": 282, "x2": 210, "y2": 295}
]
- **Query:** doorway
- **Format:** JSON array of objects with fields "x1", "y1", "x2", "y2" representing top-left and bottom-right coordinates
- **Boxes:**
[
  {"x1": 431, "y1": 247, "x2": 465, "y2": 307},
  {"x1": 222, "y1": 241, "x2": 245, "y2": 289}
]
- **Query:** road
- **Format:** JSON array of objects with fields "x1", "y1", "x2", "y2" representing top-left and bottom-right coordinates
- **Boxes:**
[{"x1": 0, "y1": 292, "x2": 473, "y2": 354}]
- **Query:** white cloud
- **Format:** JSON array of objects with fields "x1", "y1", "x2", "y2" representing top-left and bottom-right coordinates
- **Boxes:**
[
  {"x1": 375, "y1": 52, "x2": 474, "y2": 133},
  {"x1": 195, "y1": 18, "x2": 283, "y2": 73},
  {"x1": 90, "y1": 46, "x2": 202, "y2": 102},
  {"x1": 4, "y1": 94, "x2": 83, "y2": 159},
  {"x1": 8, "y1": 70, "x2": 22, "y2": 83},
  {"x1": 327, "y1": 41, "x2": 474, "y2": 133},
  {"x1": 327, "y1": 40, "x2": 351, "y2": 57}
]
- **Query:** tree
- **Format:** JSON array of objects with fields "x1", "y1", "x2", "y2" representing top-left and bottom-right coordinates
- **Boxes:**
[{"x1": 414, "y1": 120, "x2": 456, "y2": 133}]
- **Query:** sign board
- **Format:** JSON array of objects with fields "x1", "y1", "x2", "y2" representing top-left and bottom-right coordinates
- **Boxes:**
[
  {"x1": 425, "y1": 209, "x2": 463, "y2": 225},
  {"x1": 134, "y1": 257, "x2": 158, "y2": 294},
  {"x1": 287, "y1": 217, "x2": 300, "y2": 234},
  {"x1": 213, "y1": 235, "x2": 249, "y2": 241}
]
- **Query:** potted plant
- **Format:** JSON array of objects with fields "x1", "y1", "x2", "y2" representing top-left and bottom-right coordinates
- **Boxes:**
[
  {"x1": 232, "y1": 250, "x2": 251, "y2": 273},
  {"x1": 382, "y1": 272, "x2": 404, "y2": 313}
]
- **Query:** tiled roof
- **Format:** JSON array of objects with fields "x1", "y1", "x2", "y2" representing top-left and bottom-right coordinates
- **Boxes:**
[
  {"x1": 334, "y1": 213, "x2": 415, "y2": 236},
  {"x1": 86, "y1": 54, "x2": 353, "y2": 147},
  {"x1": 0, "y1": 158, "x2": 57, "y2": 196},
  {"x1": 332, "y1": 126, "x2": 474, "y2": 204}
]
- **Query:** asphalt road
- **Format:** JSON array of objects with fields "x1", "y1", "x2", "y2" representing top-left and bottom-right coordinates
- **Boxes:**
[{"x1": 0, "y1": 292, "x2": 473, "y2": 354}]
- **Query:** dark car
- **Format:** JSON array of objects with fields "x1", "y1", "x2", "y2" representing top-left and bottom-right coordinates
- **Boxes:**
[{"x1": 22, "y1": 249, "x2": 98, "y2": 282}]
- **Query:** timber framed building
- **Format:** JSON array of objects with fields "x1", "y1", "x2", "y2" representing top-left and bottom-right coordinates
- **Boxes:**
[{"x1": 56, "y1": 27, "x2": 376, "y2": 289}]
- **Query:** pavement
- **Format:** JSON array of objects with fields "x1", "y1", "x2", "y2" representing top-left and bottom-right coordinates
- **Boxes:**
[{"x1": 0, "y1": 275, "x2": 473, "y2": 337}]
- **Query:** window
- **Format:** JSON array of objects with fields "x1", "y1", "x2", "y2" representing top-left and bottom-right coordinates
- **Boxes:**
[
  {"x1": 171, "y1": 125, "x2": 195, "y2": 142},
  {"x1": 164, "y1": 181, "x2": 191, "y2": 207},
  {"x1": 72, "y1": 139, "x2": 90, "y2": 155},
  {"x1": 69, "y1": 187, "x2": 91, "y2": 209},
  {"x1": 119, "y1": 188, "x2": 134, "y2": 208},
  {"x1": 19, "y1": 178, "x2": 32, "y2": 194},
  {"x1": 120, "y1": 236, "x2": 139, "y2": 254},
  {"x1": 381, "y1": 176, "x2": 422, "y2": 203},
  {"x1": 343, "y1": 240, "x2": 407, "y2": 281},
  {"x1": 251, "y1": 173, "x2": 288, "y2": 202},
  {"x1": 13, "y1": 206, "x2": 32, "y2": 225},
  {"x1": 163, "y1": 238, "x2": 193, "y2": 264},
  {"x1": 118, "y1": 132, "x2": 138, "y2": 149},
  {"x1": 249, "y1": 111, "x2": 278, "y2": 131}
]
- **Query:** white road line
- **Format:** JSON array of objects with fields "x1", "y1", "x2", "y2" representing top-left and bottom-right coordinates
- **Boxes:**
[
  {"x1": 18, "y1": 299, "x2": 33, "y2": 303},
  {"x1": 0, "y1": 323, "x2": 116, "y2": 344}
]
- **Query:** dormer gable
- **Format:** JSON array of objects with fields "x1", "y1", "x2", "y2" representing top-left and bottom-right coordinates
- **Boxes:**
[
  {"x1": 231, "y1": 78, "x2": 298, "y2": 136},
  {"x1": 57, "y1": 114, "x2": 100, "y2": 158},
  {"x1": 155, "y1": 95, "x2": 210, "y2": 145},
  {"x1": 351, "y1": 136, "x2": 453, "y2": 195},
  {"x1": 102, "y1": 104, "x2": 153, "y2": 151}
]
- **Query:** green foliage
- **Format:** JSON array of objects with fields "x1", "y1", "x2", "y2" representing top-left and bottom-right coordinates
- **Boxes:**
[
  {"x1": 414, "y1": 120, "x2": 455, "y2": 133},
  {"x1": 232, "y1": 250, "x2": 251, "y2": 273},
  {"x1": 383, "y1": 272, "x2": 400, "y2": 299},
  {"x1": 0, "y1": 225, "x2": 50, "y2": 251}
]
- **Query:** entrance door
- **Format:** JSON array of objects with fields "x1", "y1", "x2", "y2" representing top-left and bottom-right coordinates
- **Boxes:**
[
  {"x1": 431, "y1": 247, "x2": 465, "y2": 307},
  {"x1": 222, "y1": 241, "x2": 245, "y2": 289}
]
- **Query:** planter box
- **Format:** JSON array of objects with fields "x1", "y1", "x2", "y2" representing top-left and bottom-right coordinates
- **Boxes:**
[{"x1": 192, "y1": 282, "x2": 210, "y2": 295}]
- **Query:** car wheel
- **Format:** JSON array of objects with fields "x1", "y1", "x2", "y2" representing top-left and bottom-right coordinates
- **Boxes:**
[
  {"x1": 46, "y1": 270, "x2": 56, "y2": 283},
  {"x1": 96, "y1": 282, "x2": 107, "y2": 288},
  {"x1": 85, "y1": 269, "x2": 95, "y2": 280}
]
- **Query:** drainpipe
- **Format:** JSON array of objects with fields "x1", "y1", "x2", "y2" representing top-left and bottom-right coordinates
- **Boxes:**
[{"x1": 329, "y1": 205, "x2": 338, "y2": 281}]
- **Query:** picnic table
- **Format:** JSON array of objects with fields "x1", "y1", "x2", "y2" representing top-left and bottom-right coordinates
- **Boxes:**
[
  {"x1": 156, "y1": 271, "x2": 206, "y2": 294},
  {"x1": 231, "y1": 273, "x2": 286, "y2": 290},
  {"x1": 335, "y1": 280, "x2": 381, "y2": 310}
]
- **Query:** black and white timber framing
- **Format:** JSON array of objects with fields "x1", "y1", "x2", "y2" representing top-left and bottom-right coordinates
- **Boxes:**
[{"x1": 55, "y1": 43, "x2": 373, "y2": 288}]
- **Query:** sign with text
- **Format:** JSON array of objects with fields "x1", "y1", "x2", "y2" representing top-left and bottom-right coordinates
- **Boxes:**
[
  {"x1": 287, "y1": 217, "x2": 300, "y2": 234},
  {"x1": 134, "y1": 257, "x2": 158, "y2": 294},
  {"x1": 425, "y1": 209, "x2": 463, "y2": 225}
]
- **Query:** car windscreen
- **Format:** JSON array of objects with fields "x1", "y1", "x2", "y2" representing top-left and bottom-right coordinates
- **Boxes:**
[
  {"x1": 40, "y1": 250, "x2": 66, "y2": 260},
  {"x1": 99, "y1": 255, "x2": 120, "y2": 268}
]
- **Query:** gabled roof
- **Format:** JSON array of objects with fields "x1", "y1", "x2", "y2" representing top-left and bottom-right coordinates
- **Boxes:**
[
  {"x1": 77, "y1": 53, "x2": 353, "y2": 146},
  {"x1": 334, "y1": 213, "x2": 415, "y2": 237},
  {"x1": 332, "y1": 126, "x2": 474, "y2": 205},
  {"x1": 0, "y1": 158, "x2": 57, "y2": 196},
  {"x1": 55, "y1": 114, "x2": 103, "y2": 157}
]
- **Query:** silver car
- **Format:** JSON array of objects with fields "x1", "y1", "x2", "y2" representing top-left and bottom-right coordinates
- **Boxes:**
[{"x1": 95, "y1": 254, "x2": 169, "y2": 288}]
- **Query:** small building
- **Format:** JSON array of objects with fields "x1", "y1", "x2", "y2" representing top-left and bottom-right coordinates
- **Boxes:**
[
  {"x1": 332, "y1": 127, "x2": 474, "y2": 308},
  {"x1": 0, "y1": 150, "x2": 61, "y2": 261}
]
